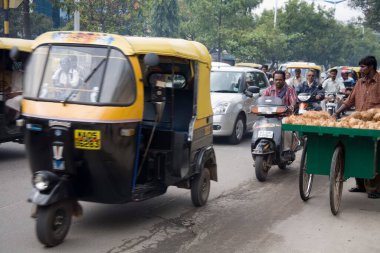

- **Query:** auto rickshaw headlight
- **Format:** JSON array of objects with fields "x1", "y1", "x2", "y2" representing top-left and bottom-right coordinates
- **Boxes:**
[{"x1": 32, "y1": 171, "x2": 59, "y2": 191}]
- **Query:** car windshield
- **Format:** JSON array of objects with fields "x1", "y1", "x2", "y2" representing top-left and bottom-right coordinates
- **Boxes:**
[
  {"x1": 24, "y1": 45, "x2": 136, "y2": 105},
  {"x1": 210, "y1": 71, "x2": 243, "y2": 93}
]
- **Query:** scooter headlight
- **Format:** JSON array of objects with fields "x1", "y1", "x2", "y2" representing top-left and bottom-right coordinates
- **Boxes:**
[{"x1": 32, "y1": 171, "x2": 59, "y2": 192}]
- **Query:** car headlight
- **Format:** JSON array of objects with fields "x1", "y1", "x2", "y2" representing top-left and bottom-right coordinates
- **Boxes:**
[
  {"x1": 213, "y1": 102, "x2": 230, "y2": 115},
  {"x1": 32, "y1": 171, "x2": 59, "y2": 192}
]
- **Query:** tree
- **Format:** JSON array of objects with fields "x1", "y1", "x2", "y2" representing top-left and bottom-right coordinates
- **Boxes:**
[
  {"x1": 53, "y1": 0, "x2": 148, "y2": 35},
  {"x1": 349, "y1": 0, "x2": 380, "y2": 32},
  {"x1": 251, "y1": 0, "x2": 380, "y2": 67},
  {"x1": 23, "y1": 0, "x2": 31, "y2": 39},
  {"x1": 179, "y1": 0, "x2": 261, "y2": 61},
  {"x1": 150, "y1": 0, "x2": 179, "y2": 37}
]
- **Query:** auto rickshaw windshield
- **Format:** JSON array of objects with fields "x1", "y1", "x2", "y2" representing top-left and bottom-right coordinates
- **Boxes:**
[{"x1": 24, "y1": 45, "x2": 136, "y2": 105}]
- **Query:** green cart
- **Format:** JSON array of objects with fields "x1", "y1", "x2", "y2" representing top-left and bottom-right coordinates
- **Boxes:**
[{"x1": 282, "y1": 124, "x2": 380, "y2": 215}]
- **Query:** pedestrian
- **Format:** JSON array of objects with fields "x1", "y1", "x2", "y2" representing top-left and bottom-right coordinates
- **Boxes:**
[
  {"x1": 261, "y1": 64, "x2": 272, "y2": 80},
  {"x1": 334, "y1": 55, "x2": 380, "y2": 198}
]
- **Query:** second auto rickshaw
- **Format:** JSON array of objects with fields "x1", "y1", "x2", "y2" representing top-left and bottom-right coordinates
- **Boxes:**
[
  {"x1": 22, "y1": 31, "x2": 217, "y2": 247},
  {"x1": 0, "y1": 38, "x2": 33, "y2": 143}
]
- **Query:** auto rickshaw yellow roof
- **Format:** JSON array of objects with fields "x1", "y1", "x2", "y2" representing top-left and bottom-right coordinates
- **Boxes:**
[
  {"x1": 0, "y1": 37, "x2": 34, "y2": 52},
  {"x1": 33, "y1": 31, "x2": 211, "y2": 65},
  {"x1": 235, "y1": 63, "x2": 262, "y2": 68},
  {"x1": 285, "y1": 62, "x2": 321, "y2": 71}
]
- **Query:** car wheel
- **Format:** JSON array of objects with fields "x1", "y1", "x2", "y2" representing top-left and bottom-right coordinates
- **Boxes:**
[{"x1": 228, "y1": 115, "x2": 245, "y2": 144}]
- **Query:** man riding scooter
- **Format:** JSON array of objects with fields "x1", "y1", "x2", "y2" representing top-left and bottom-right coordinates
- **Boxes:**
[
  {"x1": 251, "y1": 70, "x2": 300, "y2": 181},
  {"x1": 296, "y1": 69, "x2": 325, "y2": 111}
]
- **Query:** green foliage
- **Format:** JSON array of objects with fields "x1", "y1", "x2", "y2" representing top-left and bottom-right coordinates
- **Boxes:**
[
  {"x1": 179, "y1": 0, "x2": 261, "y2": 61},
  {"x1": 349, "y1": 0, "x2": 380, "y2": 32},
  {"x1": 150, "y1": 0, "x2": 179, "y2": 37},
  {"x1": 1, "y1": 0, "x2": 379, "y2": 70},
  {"x1": 0, "y1": 2, "x2": 53, "y2": 38},
  {"x1": 55, "y1": 0, "x2": 148, "y2": 35},
  {"x1": 252, "y1": 0, "x2": 380, "y2": 67}
]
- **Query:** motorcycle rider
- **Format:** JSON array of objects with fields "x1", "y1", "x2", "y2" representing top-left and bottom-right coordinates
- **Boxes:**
[
  {"x1": 263, "y1": 70, "x2": 298, "y2": 151},
  {"x1": 263, "y1": 70, "x2": 297, "y2": 110},
  {"x1": 296, "y1": 69, "x2": 325, "y2": 110},
  {"x1": 321, "y1": 68, "x2": 345, "y2": 110},
  {"x1": 288, "y1": 68, "x2": 305, "y2": 88}
]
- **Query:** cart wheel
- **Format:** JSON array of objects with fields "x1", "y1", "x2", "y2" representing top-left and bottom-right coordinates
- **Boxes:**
[
  {"x1": 36, "y1": 201, "x2": 73, "y2": 247},
  {"x1": 329, "y1": 145, "x2": 344, "y2": 215},
  {"x1": 255, "y1": 156, "x2": 269, "y2": 182},
  {"x1": 299, "y1": 140, "x2": 314, "y2": 201},
  {"x1": 191, "y1": 168, "x2": 211, "y2": 207}
]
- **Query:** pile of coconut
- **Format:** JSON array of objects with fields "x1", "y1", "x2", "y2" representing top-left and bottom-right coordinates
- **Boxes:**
[{"x1": 284, "y1": 108, "x2": 380, "y2": 130}]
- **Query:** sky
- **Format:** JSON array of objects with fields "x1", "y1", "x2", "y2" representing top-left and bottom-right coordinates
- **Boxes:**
[{"x1": 254, "y1": 0, "x2": 363, "y2": 23}]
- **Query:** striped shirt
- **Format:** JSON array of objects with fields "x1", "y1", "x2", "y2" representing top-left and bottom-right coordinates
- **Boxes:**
[{"x1": 263, "y1": 84, "x2": 297, "y2": 109}]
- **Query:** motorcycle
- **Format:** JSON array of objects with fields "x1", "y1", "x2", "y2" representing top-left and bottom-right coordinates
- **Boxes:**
[
  {"x1": 325, "y1": 92, "x2": 344, "y2": 116},
  {"x1": 297, "y1": 86, "x2": 324, "y2": 114},
  {"x1": 250, "y1": 93, "x2": 300, "y2": 182}
]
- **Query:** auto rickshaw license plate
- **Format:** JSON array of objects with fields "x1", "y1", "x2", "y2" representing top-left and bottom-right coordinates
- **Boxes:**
[{"x1": 74, "y1": 130, "x2": 101, "y2": 150}]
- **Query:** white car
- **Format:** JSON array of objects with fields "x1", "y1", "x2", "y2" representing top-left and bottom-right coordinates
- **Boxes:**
[{"x1": 211, "y1": 66, "x2": 270, "y2": 144}]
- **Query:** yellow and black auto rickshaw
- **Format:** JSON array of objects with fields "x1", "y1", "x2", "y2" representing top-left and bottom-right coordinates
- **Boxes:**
[
  {"x1": 22, "y1": 31, "x2": 217, "y2": 247},
  {"x1": 0, "y1": 38, "x2": 33, "y2": 143}
]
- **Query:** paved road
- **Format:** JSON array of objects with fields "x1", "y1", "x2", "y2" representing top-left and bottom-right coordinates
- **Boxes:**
[{"x1": 0, "y1": 137, "x2": 379, "y2": 253}]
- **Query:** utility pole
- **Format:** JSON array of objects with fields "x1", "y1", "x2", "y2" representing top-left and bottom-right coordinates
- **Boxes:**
[
  {"x1": 74, "y1": 0, "x2": 80, "y2": 31},
  {"x1": 274, "y1": 0, "x2": 278, "y2": 28},
  {"x1": 3, "y1": 0, "x2": 9, "y2": 37}
]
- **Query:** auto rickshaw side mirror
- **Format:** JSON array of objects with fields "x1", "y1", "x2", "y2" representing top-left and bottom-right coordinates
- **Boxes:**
[
  {"x1": 143, "y1": 53, "x2": 160, "y2": 67},
  {"x1": 9, "y1": 46, "x2": 20, "y2": 61}
]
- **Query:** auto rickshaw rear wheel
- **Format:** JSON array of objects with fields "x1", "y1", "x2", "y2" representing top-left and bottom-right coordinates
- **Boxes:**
[
  {"x1": 191, "y1": 168, "x2": 211, "y2": 207},
  {"x1": 329, "y1": 145, "x2": 344, "y2": 215},
  {"x1": 36, "y1": 200, "x2": 73, "y2": 247}
]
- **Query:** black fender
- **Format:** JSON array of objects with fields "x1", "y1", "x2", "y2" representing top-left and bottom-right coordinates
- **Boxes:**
[
  {"x1": 251, "y1": 139, "x2": 275, "y2": 158},
  {"x1": 28, "y1": 178, "x2": 74, "y2": 206},
  {"x1": 195, "y1": 146, "x2": 217, "y2": 181}
]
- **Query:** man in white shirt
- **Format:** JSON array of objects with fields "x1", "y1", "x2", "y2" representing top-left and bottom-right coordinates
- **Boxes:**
[
  {"x1": 321, "y1": 68, "x2": 345, "y2": 110},
  {"x1": 322, "y1": 68, "x2": 345, "y2": 93},
  {"x1": 288, "y1": 68, "x2": 305, "y2": 88}
]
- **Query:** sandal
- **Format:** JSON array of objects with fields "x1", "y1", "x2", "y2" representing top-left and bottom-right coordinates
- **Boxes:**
[
  {"x1": 348, "y1": 187, "x2": 366, "y2": 193},
  {"x1": 368, "y1": 192, "x2": 380, "y2": 199}
]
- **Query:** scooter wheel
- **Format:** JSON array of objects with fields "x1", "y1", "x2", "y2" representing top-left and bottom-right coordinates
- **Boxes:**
[
  {"x1": 36, "y1": 201, "x2": 73, "y2": 247},
  {"x1": 255, "y1": 156, "x2": 268, "y2": 182}
]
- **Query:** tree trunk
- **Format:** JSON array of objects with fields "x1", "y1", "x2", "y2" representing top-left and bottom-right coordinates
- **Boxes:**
[{"x1": 23, "y1": 0, "x2": 31, "y2": 39}]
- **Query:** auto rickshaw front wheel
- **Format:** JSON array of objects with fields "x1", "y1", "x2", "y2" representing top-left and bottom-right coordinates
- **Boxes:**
[
  {"x1": 36, "y1": 200, "x2": 73, "y2": 247},
  {"x1": 191, "y1": 168, "x2": 211, "y2": 207}
]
